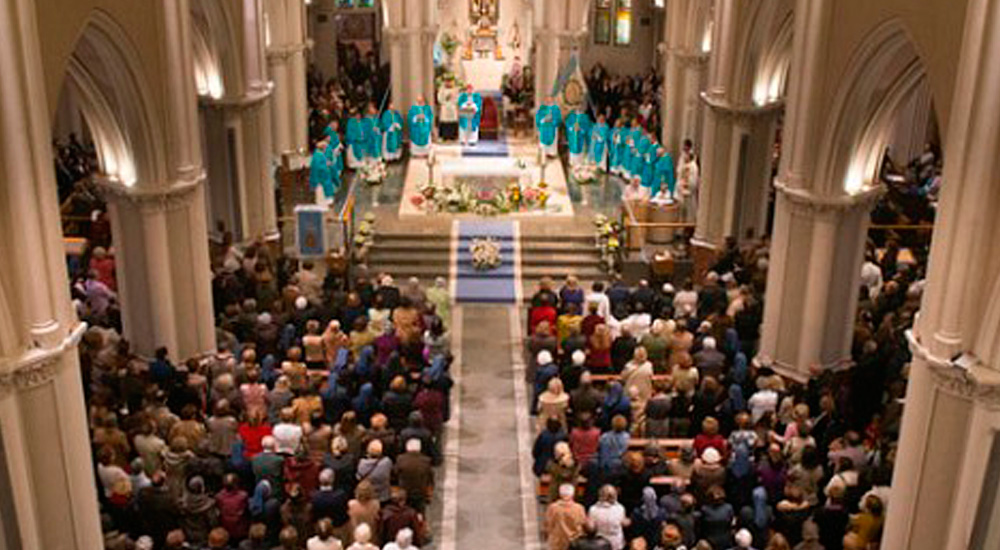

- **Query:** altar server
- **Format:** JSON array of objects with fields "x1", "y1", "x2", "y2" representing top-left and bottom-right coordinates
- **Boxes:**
[
  {"x1": 380, "y1": 103, "x2": 404, "y2": 162},
  {"x1": 437, "y1": 77, "x2": 460, "y2": 141},
  {"x1": 458, "y1": 84, "x2": 483, "y2": 146},
  {"x1": 610, "y1": 119, "x2": 626, "y2": 176},
  {"x1": 309, "y1": 140, "x2": 334, "y2": 207},
  {"x1": 654, "y1": 147, "x2": 677, "y2": 200},
  {"x1": 363, "y1": 102, "x2": 382, "y2": 162},
  {"x1": 565, "y1": 109, "x2": 589, "y2": 166},
  {"x1": 408, "y1": 96, "x2": 434, "y2": 157},
  {"x1": 536, "y1": 96, "x2": 562, "y2": 157},
  {"x1": 345, "y1": 110, "x2": 366, "y2": 169},
  {"x1": 590, "y1": 114, "x2": 611, "y2": 171}
]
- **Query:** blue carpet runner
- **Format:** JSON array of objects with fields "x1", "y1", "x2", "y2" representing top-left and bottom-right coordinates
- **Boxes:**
[{"x1": 454, "y1": 220, "x2": 517, "y2": 303}]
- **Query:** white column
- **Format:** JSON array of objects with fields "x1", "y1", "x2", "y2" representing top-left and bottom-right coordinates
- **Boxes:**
[
  {"x1": 533, "y1": 0, "x2": 562, "y2": 107},
  {"x1": 267, "y1": 0, "x2": 309, "y2": 163},
  {"x1": 387, "y1": 29, "x2": 405, "y2": 108},
  {"x1": 755, "y1": 0, "x2": 875, "y2": 381},
  {"x1": 884, "y1": 0, "x2": 1000, "y2": 547},
  {"x1": 103, "y1": 0, "x2": 217, "y2": 359},
  {"x1": 663, "y1": 0, "x2": 710, "y2": 156},
  {"x1": 0, "y1": 0, "x2": 103, "y2": 547}
]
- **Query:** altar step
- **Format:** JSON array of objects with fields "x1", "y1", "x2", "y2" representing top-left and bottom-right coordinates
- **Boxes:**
[{"x1": 366, "y1": 231, "x2": 605, "y2": 294}]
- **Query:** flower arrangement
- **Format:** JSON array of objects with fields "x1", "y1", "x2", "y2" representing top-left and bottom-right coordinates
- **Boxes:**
[
  {"x1": 412, "y1": 179, "x2": 549, "y2": 216},
  {"x1": 360, "y1": 160, "x2": 387, "y2": 186},
  {"x1": 470, "y1": 237, "x2": 502, "y2": 270},
  {"x1": 572, "y1": 163, "x2": 599, "y2": 185}
]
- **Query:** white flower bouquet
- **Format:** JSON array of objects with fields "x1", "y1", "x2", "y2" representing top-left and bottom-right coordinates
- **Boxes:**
[
  {"x1": 572, "y1": 163, "x2": 599, "y2": 185},
  {"x1": 469, "y1": 237, "x2": 502, "y2": 270},
  {"x1": 360, "y1": 160, "x2": 387, "y2": 186}
]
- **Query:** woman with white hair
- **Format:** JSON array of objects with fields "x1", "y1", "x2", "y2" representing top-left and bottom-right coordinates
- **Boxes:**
[
  {"x1": 346, "y1": 523, "x2": 379, "y2": 550},
  {"x1": 588, "y1": 485, "x2": 629, "y2": 550},
  {"x1": 382, "y1": 528, "x2": 418, "y2": 550}
]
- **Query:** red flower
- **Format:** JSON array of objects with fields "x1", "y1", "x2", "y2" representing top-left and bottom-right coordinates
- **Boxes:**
[{"x1": 410, "y1": 195, "x2": 425, "y2": 207}]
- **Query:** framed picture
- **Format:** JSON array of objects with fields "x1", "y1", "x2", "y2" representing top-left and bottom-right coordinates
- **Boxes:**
[
  {"x1": 295, "y1": 206, "x2": 328, "y2": 258},
  {"x1": 335, "y1": 0, "x2": 354, "y2": 7}
]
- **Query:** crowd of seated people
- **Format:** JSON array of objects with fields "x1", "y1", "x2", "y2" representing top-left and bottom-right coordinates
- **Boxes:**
[
  {"x1": 531, "y1": 234, "x2": 918, "y2": 550},
  {"x1": 585, "y1": 64, "x2": 662, "y2": 136},
  {"x1": 83, "y1": 241, "x2": 452, "y2": 550}
]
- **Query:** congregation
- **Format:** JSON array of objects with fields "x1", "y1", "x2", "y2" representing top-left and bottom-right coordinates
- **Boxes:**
[
  {"x1": 529, "y1": 236, "x2": 916, "y2": 550},
  {"x1": 81, "y1": 242, "x2": 453, "y2": 550}
]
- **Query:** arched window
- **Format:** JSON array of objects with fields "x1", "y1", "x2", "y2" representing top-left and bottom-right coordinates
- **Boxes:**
[{"x1": 594, "y1": 0, "x2": 632, "y2": 46}]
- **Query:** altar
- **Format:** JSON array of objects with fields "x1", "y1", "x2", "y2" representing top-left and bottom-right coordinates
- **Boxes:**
[
  {"x1": 399, "y1": 142, "x2": 574, "y2": 218},
  {"x1": 460, "y1": 58, "x2": 506, "y2": 91}
]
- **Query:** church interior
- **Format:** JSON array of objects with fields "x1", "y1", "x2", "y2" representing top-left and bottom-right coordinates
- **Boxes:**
[{"x1": 1, "y1": 0, "x2": 999, "y2": 549}]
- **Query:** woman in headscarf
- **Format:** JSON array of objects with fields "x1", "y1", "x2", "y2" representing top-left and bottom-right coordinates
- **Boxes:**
[
  {"x1": 354, "y1": 347, "x2": 376, "y2": 385},
  {"x1": 179, "y1": 477, "x2": 218, "y2": 544},
  {"x1": 629, "y1": 487, "x2": 664, "y2": 548},
  {"x1": 537, "y1": 377, "x2": 570, "y2": 432},
  {"x1": 727, "y1": 443, "x2": 755, "y2": 509},
  {"x1": 352, "y1": 383, "x2": 378, "y2": 427},
  {"x1": 600, "y1": 382, "x2": 632, "y2": 431}
]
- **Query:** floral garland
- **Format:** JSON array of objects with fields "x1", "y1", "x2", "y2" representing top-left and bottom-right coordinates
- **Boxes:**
[
  {"x1": 470, "y1": 237, "x2": 502, "y2": 270},
  {"x1": 572, "y1": 163, "x2": 599, "y2": 185},
  {"x1": 359, "y1": 160, "x2": 387, "y2": 186},
  {"x1": 411, "y1": 180, "x2": 550, "y2": 216}
]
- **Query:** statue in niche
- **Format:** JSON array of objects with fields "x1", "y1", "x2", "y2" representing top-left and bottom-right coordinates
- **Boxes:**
[{"x1": 470, "y1": 0, "x2": 498, "y2": 26}]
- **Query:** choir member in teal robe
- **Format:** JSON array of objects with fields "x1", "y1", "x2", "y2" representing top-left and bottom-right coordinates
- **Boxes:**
[
  {"x1": 309, "y1": 140, "x2": 334, "y2": 206},
  {"x1": 457, "y1": 85, "x2": 483, "y2": 146},
  {"x1": 654, "y1": 147, "x2": 677, "y2": 199},
  {"x1": 640, "y1": 134, "x2": 657, "y2": 191},
  {"x1": 345, "y1": 112, "x2": 365, "y2": 169},
  {"x1": 324, "y1": 120, "x2": 344, "y2": 190},
  {"x1": 610, "y1": 119, "x2": 626, "y2": 176},
  {"x1": 535, "y1": 96, "x2": 562, "y2": 157},
  {"x1": 381, "y1": 103, "x2": 404, "y2": 162},
  {"x1": 626, "y1": 121, "x2": 643, "y2": 180},
  {"x1": 363, "y1": 103, "x2": 382, "y2": 162},
  {"x1": 590, "y1": 115, "x2": 611, "y2": 171},
  {"x1": 408, "y1": 96, "x2": 434, "y2": 157},
  {"x1": 565, "y1": 109, "x2": 589, "y2": 166}
]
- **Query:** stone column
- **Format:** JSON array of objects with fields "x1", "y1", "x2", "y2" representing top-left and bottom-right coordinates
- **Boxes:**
[
  {"x1": 662, "y1": 0, "x2": 710, "y2": 157},
  {"x1": 267, "y1": 0, "x2": 309, "y2": 163},
  {"x1": 756, "y1": 186, "x2": 878, "y2": 381},
  {"x1": 386, "y1": 29, "x2": 405, "y2": 107},
  {"x1": 103, "y1": 0, "x2": 216, "y2": 360},
  {"x1": 533, "y1": 0, "x2": 562, "y2": 107},
  {"x1": 884, "y1": 0, "x2": 1000, "y2": 547},
  {"x1": 0, "y1": 0, "x2": 103, "y2": 547},
  {"x1": 694, "y1": 99, "x2": 781, "y2": 247},
  {"x1": 755, "y1": 0, "x2": 880, "y2": 381}
]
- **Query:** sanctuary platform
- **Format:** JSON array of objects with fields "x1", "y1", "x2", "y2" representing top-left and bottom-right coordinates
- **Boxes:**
[{"x1": 399, "y1": 138, "x2": 574, "y2": 219}]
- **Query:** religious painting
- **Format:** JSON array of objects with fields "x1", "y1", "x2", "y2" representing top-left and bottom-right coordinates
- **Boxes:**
[
  {"x1": 470, "y1": 0, "x2": 499, "y2": 26},
  {"x1": 335, "y1": 0, "x2": 354, "y2": 7},
  {"x1": 357, "y1": 0, "x2": 375, "y2": 7},
  {"x1": 295, "y1": 206, "x2": 327, "y2": 258}
]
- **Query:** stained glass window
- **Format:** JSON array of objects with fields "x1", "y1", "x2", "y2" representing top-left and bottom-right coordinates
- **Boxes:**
[
  {"x1": 594, "y1": 10, "x2": 611, "y2": 44},
  {"x1": 614, "y1": 0, "x2": 632, "y2": 45}
]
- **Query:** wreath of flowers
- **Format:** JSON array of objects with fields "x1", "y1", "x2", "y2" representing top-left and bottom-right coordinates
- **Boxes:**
[{"x1": 470, "y1": 237, "x2": 502, "y2": 270}]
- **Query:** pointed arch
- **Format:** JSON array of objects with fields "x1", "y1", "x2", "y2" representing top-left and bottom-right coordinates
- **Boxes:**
[
  {"x1": 814, "y1": 18, "x2": 932, "y2": 194},
  {"x1": 56, "y1": 10, "x2": 165, "y2": 187}
]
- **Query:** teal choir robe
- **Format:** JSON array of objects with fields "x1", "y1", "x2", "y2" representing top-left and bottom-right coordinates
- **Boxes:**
[
  {"x1": 325, "y1": 134, "x2": 343, "y2": 191},
  {"x1": 535, "y1": 104, "x2": 563, "y2": 148},
  {"x1": 565, "y1": 111, "x2": 589, "y2": 156},
  {"x1": 381, "y1": 109, "x2": 404, "y2": 156},
  {"x1": 309, "y1": 148, "x2": 334, "y2": 198},
  {"x1": 346, "y1": 118, "x2": 366, "y2": 161},
  {"x1": 641, "y1": 141, "x2": 656, "y2": 190},
  {"x1": 362, "y1": 115, "x2": 382, "y2": 159},
  {"x1": 407, "y1": 105, "x2": 434, "y2": 146},
  {"x1": 457, "y1": 92, "x2": 483, "y2": 132},
  {"x1": 655, "y1": 152, "x2": 677, "y2": 197},
  {"x1": 590, "y1": 122, "x2": 611, "y2": 168},
  {"x1": 626, "y1": 129, "x2": 643, "y2": 176},
  {"x1": 611, "y1": 127, "x2": 626, "y2": 172}
]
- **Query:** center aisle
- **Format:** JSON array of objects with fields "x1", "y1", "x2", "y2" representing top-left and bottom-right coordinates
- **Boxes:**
[{"x1": 442, "y1": 305, "x2": 541, "y2": 550}]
